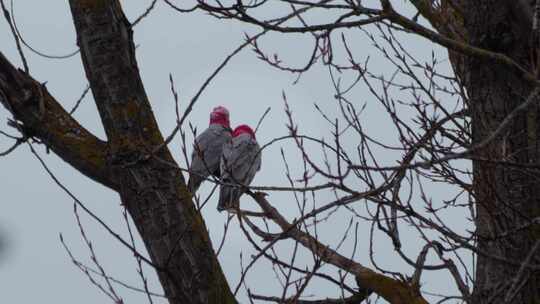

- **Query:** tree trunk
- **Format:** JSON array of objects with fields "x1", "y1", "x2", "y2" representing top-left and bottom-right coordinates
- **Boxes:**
[
  {"x1": 68, "y1": 1, "x2": 236, "y2": 303},
  {"x1": 465, "y1": 1, "x2": 540, "y2": 303}
]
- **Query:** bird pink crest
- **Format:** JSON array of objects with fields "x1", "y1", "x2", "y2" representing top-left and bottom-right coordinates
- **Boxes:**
[
  {"x1": 232, "y1": 124, "x2": 255, "y2": 139},
  {"x1": 210, "y1": 106, "x2": 230, "y2": 127}
]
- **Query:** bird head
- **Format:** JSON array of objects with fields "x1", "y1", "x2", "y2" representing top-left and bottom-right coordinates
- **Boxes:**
[
  {"x1": 232, "y1": 124, "x2": 256, "y2": 139},
  {"x1": 209, "y1": 106, "x2": 230, "y2": 128}
]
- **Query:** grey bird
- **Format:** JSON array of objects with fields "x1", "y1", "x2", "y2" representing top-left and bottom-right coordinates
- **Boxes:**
[
  {"x1": 187, "y1": 106, "x2": 232, "y2": 193},
  {"x1": 218, "y1": 124, "x2": 262, "y2": 212}
]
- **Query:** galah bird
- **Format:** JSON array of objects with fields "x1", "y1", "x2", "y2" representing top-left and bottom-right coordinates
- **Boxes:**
[
  {"x1": 187, "y1": 106, "x2": 232, "y2": 193},
  {"x1": 218, "y1": 124, "x2": 262, "y2": 212}
]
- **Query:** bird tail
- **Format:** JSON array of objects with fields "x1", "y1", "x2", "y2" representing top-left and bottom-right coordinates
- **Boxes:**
[
  {"x1": 187, "y1": 175, "x2": 203, "y2": 194},
  {"x1": 218, "y1": 183, "x2": 241, "y2": 212}
]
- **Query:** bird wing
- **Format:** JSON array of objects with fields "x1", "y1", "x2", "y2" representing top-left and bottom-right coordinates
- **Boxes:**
[
  {"x1": 218, "y1": 134, "x2": 261, "y2": 211},
  {"x1": 191, "y1": 125, "x2": 231, "y2": 177},
  {"x1": 189, "y1": 125, "x2": 231, "y2": 192},
  {"x1": 220, "y1": 134, "x2": 261, "y2": 185}
]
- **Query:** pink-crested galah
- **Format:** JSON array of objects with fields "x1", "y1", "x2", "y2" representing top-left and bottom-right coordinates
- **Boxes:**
[
  {"x1": 218, "y1": 124, "x2": 262, "y2": 212},
  {"x1": 188, "y1": 106, "x2": 232, "y2": 193}
]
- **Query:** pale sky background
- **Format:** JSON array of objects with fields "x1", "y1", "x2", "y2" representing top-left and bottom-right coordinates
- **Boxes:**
[{"x1": 0, "y1": 1, "x2": 471, "y2": 303}]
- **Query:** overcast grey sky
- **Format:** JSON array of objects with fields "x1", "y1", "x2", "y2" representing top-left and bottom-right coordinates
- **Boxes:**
[{"x1": 0, "y1": 1, "x2": 470, "y2": 303}]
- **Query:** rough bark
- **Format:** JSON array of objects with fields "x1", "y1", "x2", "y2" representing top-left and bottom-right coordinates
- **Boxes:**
[
  {"x1": 0, "y1": 53, "x2": 113, "y2": 188},
  {"x1": 465, "y1": 1, "x2": 540, "y2": 303}
]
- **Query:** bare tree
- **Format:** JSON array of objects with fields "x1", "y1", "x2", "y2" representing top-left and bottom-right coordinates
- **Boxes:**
[{"x1": 1, "y1": 1, "x2": 539, "y2": 304}]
